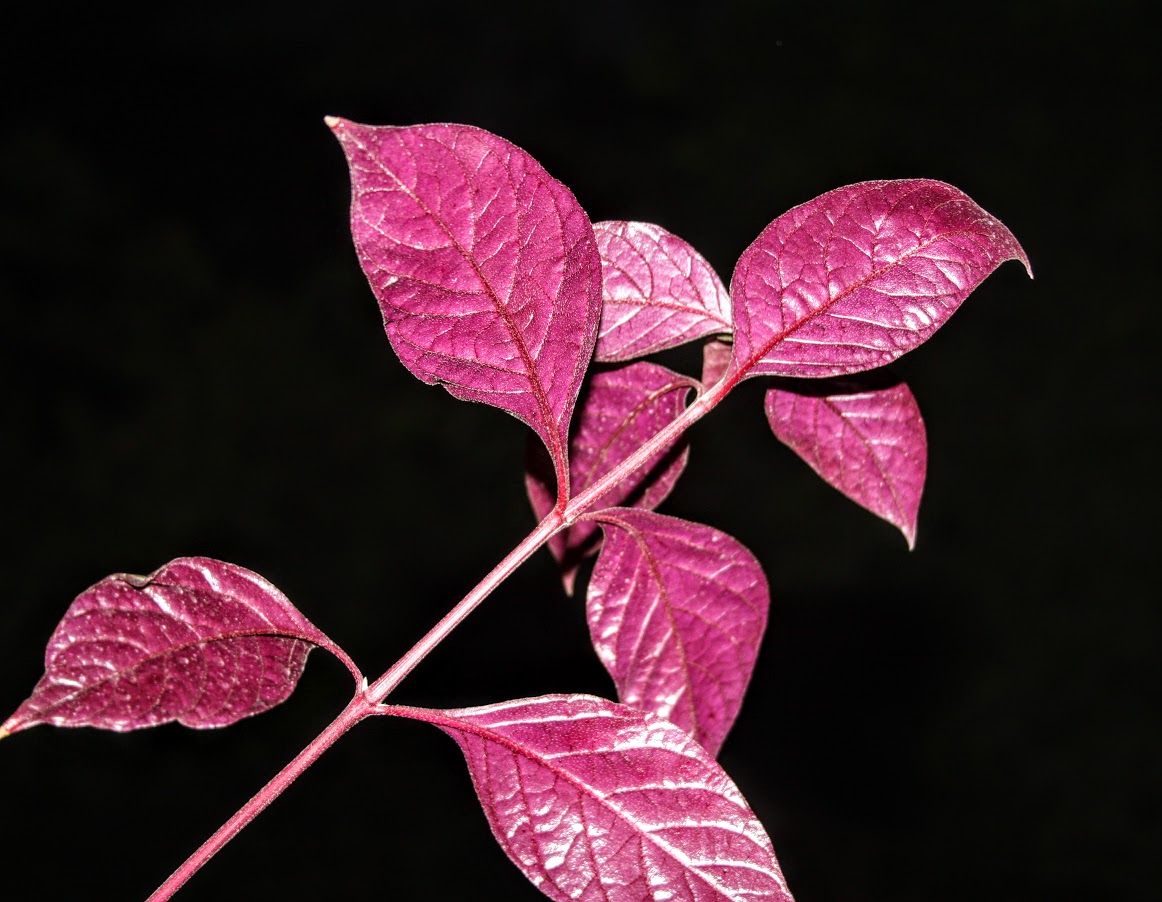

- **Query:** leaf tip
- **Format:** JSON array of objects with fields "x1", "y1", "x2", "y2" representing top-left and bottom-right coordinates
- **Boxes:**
[
  {"x1": 0, "y1": 724, "x2": 11, "y2": 742},
  {"x1": 323, "y1": 115, "x2": 344, "y2": 131}
]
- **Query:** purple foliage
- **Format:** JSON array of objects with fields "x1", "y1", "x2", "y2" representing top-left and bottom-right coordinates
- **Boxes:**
[
  {"x1": 728, "y1": 179, "x2": 1031, "y2": 382},
  {"x1": 765, "y1": 380, "x2": 928, "y2": 547},
  {"x1": 4, "y1": 119, "x2": 1030, "y2": 902},
  {"x1": 701, "y1": 337, "x2": 733, "y2": 388},
  {"x1": 329, "y1": 118, "x2": 602, "y2": 495},
  {"x1": 526, "y1": 361, "x2": 693, "y2": 593},
  {"x1": 587, "y1": 509, "x2": 768, "y2": 755},
  {"x1": 593, "y1": 221, "x2": 732, "y2": 362},
  {"x1": 389, "y1": 694, "x2": 792, "y2": 902},
  {"x1": 2, "y1": 558, "x2": 357, "y2": 735}
]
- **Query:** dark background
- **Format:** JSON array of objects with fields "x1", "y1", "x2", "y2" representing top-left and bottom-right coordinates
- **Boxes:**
[{"x1": 1, "y1": 2, "x2": 1156, "y2": 900}]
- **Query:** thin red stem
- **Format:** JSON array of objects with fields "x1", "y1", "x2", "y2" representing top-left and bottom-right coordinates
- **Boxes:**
[
  {"x1": 364, "y1": 511, "x2": 562, "y2": 704},
  {"x1": 145, "y1": 693, "x2": 375, "y2": 902},
  {"x1": 145, "y1": 371, "x2": 737, "y2": 900}
]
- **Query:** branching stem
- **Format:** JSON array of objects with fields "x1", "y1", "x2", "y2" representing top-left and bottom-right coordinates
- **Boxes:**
[{"x1": 146, "y1": 372, "x2": 735, "y2": 901}]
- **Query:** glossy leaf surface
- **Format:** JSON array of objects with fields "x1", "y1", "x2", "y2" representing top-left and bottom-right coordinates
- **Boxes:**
[
  {"x1": 729, "y1": 179, "x2": 1031, "y2": 380},
  {"x1": 1, "y1": 558, "x2": 357, "y2": 736},
  {"x1": 765, "y1": 379, "x2": 927, "y2": 547},
  {"x1": 527, "y1": 362, "x2": 692, "y2": 593},
  {"x1": 330, "y1": 118, "x2": 601, "y2": 484},
  {"x1": 594, "y1": 221, "x2": 732, "y2": 362},
  {"x1": 588, "y1": 509, "x2": 768, "y2": 756},
  {"x1": 390, "y1": 694, "x2": 792, "y2": 902}
]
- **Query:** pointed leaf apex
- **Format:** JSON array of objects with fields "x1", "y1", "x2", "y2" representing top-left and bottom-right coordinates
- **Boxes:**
[
  {"x1": 334, "y1": 120, "x2": 601, "y2": 477},
  {"x1": 731, "y1": 179, "x2": 1031, "y2": 380},
  {"x1": 0, "y1": 725, "x2": 10, "y2": 741},
  {"x1": 4, "y1": 557, "x2": 360, "y2": 733},
  {"x1": 765, "y1": 380, "x2": 927, "y2": 548},
  {"x1": 323, "y1": 115, "x2": 343, "y2": 130}
]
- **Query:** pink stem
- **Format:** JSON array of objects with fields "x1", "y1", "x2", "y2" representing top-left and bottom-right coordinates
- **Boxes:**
[
  {"x1": 145, "y1": 693, "x2": 375, "y2": 902},
  {"x1": 146, "y1": 373, "x2": 736, "y2": 900},
  {"x1": 364, "y1": 511, "x2": 561, "y2": 704}
]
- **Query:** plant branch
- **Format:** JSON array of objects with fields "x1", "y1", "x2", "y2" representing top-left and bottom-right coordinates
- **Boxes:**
[
  {"x1": 565, "y1": 373, "x2": 730, "y2": 521},
  {"x1": 145, "y1": 693, "x2": 375, "y2": 902},
  {"x1": 364, "y1": 511, "x2": 562, "y2": 704},
  {"x1": 367, "y1": 372, "x2": 734, "y2": 706},
  {"x1": 146, "y1": 368, "x2": 735, "y2": 901}
]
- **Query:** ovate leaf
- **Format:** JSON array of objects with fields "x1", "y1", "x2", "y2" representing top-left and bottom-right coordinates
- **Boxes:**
[
  {"x1": 527, "y1": 362, "x2": 692, "y2": 593},
  {"x1": 388, "y1": 694, "x2": 793, "y2": 902},
  {"x1": 329, "y1": 118, "x2": 602, "y2": 490},
  {"x1": 765, "y1": 380, "x2": 927, "y2": 548},
  {"x1": 729, "y1": 179, "x2": 1031, "y2": 380},
  {"x1": 587, "y1": 509, "x2": 768, "y2": 756},
  {"x1": 594, "y1": 221, "x2": 732, "y2": 362},
  {"x1": 1, "y1": 557, "x2": 359, "y2": 736}
]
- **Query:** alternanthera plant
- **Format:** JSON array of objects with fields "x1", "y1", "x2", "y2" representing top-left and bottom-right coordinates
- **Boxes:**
[{"x1": 2, "y1": 119, "x2": 1030, "y2": 901}]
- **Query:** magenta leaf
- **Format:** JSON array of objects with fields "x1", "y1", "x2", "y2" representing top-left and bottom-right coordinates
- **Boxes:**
[
  {"x1": 388, "y1": 694, "x2": 792, "y2": 902},
  {"x1": 1, "y1": 557, "x2": 359, "y2": 736},
  {"x1": 586, "y1": 509, "x2": 768, "y2": 756},
  {"x1": 527, "y1": 362, "x2": 693, "y2": 594},
  {"x1": 329, "y1": 118, "x2": 602, "y2": 492},
  {"x1": 593, "y1": 221, "x2": 732, "y2": 362},
  {"x1": 728, "y1": 179, "x2": 1031, "y2": 381},
  {"x1": 701, "y1": 337, "x2": 734, "y2": 388},
  {"x1": 765, "y1": 379, "x2": 927, "y2": 548}
]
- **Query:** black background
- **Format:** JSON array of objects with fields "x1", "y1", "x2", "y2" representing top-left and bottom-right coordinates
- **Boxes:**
[{"x1": 1, "y1": 2, "x2": 1156, "y2": 900}]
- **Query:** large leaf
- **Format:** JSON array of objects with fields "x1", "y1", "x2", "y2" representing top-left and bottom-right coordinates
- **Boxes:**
[
  {"x1": 329, "y1": 118, "x2": 602, "y2": 489},
  {"x1": 1, "y1": 558, "x2": 358, "y2": 736},
  {"x1": 765, "y1": 379, "x2": 927, "y2": 548},
  {"x1": 728, "y1": 179, "x2": 1031, "y2": 381},
  {"x1": 388, "y1": 694, "x2": 792, "y2": 902},
  {"x1": 587, "y1": 509, "x2": 768, "y2": 756},
  {"x1": 593, "y1": 221, "x2": 732, "y2": 362},
  {"x1": 527, "y1": 362, "x2": 693, "y2": 594}
]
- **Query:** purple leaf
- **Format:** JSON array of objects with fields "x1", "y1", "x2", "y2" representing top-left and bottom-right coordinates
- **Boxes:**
[
  {"x1": 1, "y1": 557, "x2": 359, "y2": 736},
  {"x1": 587, "y1": 509, "x2": 768, "y2": 756},
  {"x1": 329, "y1": 118, "x2": 602, "y2": 491},
  {"x1": 527, "y1": 362, "x2": 693, "y2": 594},
  {"x1": 729, "y1": 179, "x2": 1031, "y2": 381},
  {"x1": 593, "y1": 221, "x2": 732, "y2": 362},
  {"x1": 389, "y1": 694, "x2": 792, "y2": 902},
  {"x1": 701, "y1": 338, "x2": 733, "y2": 388},
  {"x1": 765, "y1": 379, "x2": 927, "y2": 548}
]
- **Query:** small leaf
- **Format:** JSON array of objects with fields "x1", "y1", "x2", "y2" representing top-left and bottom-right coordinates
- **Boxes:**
[
  {"x1": 2, "y1": 557, "x2": 359, "y2": 735},
  {"x1": 765, "y1": 379, "x2": 927, "y2": 548},
  {"x1": 729, "y1": 179, "x2": 1031, "y2": 380},
  {"x1": 388, "y1": 694, "x2": 793, "y2": 902},
  {"x1": 329, "y1": 118, "x2": 602, "y2": 490},
  {"x1": 701, "y1": 337, "x2": 733, "y2": 388},
  {"x1": 527, "y1": 362, "x2": 693, "y2": 593},
  {"x1": 587, "y1": 509, "x2": 768, "y2": 756},
  {"x1": 593, "y1": 221, "x2": 732, "y2": 362}
]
